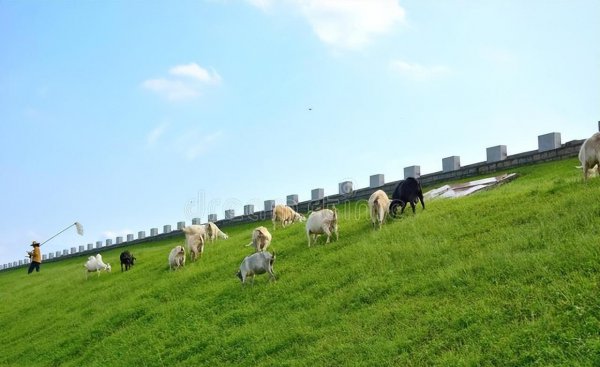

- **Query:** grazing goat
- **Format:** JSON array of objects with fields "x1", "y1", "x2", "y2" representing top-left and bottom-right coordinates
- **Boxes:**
[
  {"x1": 579, "y1": 132, "x2": 600, "y2": 181},
  {"x1": 390, "y1": 177, "x2": 424, "y2": 217},
  {"x1": 305, "y1": 208, "x2": 338, "y2": 247},
  {"x1": 84, "y1": 254, "x2": 111, "y2": 279},
  {"x1": 205, "y1": 222, "x2": 229, "y2": 243},
  {"x1": 182, "y1": 225, "x2": 205, "y2": 261},
  {"x1": 119, "y1": 251, "x2": 136, "y2": 272},
  {"x1": 246, "y1": 226, "x2": 272, "y2": 252},
  {"x1": 368, "y1": 190, "x2": 390, "y2": 229},
  {"x1": 168, "y1": 245, "x2": 186, "y2": 270},
  {"x1": 236, "y1": 251, "x2": 276, "y2": 285},
  {"x1": 272, "y1": 204, "x2": 305, "y2": 230}
]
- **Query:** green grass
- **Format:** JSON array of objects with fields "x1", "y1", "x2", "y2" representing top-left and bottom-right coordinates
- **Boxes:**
[{"x1": 1, "y1": 158, "x2": 600, "y2": 366}]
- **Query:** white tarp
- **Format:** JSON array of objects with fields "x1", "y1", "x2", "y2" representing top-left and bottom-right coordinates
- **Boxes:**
[{"x1": 424, "y1": 173, "x2": 518, "y2": 200}]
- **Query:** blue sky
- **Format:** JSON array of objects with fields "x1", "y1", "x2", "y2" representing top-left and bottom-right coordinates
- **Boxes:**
[{"x1": 1, "y1": 0, "x2": 598, "y2": 265}]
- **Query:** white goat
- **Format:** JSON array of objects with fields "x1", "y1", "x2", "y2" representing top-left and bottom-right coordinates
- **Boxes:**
[
  {"x1": 368, "y1": 189, "x2": 390, "y2": 229},
  {"x1": 168, "y1": 245, "x2": 186, "y2": 270},
  {"x1": 205, "y1": 222, "x2": 229, "y2": 243},
  {"x1": 236, "y1": 251, "x2": 276, "y2": 285},
  {"x1": 272, "y1": 205, "x2": 305, "y2": 230},
  {"x1": 182, "y1": 225, "x2": 205, "y2": 261},
  {"x1": 579, "y1": 132, "x2": 600, "y2": 181},
  {"x1": 84, "y1": 254, "x2": 111, "y2": 279},
  {"x1": 305, "y1": 208, "x2": 338, "y2": 247},
  {"x1": 246, "y1": 226, "x2": 272, "y2": 252}
]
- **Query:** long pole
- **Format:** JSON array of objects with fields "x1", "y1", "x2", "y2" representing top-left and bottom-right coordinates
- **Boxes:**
[{"x1": 40, "y1": 223, "x2": 76, "y2": 246}]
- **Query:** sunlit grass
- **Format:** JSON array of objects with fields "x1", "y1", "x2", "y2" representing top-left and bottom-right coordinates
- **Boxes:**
[{"x1": 1, "y1": 158, "x2": 599, "y2": 366}]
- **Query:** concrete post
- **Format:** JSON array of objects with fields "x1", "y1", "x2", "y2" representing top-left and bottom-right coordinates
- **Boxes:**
[
  {"x1": 225, "y1": 209, "x2": 235, "y2": 219},
  {"x1": 264, "y1": 200, "x2": 275, "y2": 211},
  {"x1": 192, "y1": 218, "x2": 202, "y2": 225},
  {"x1": 442, "y1": 156, "x2": 461, "y2": 172},
  {"x1": 79, "y1": 246, "x2": 85, "y2": 253},
  {"x1": 287, "y1": 195, "x2": 299, "y2": 206},
  {"x1": 486, "y1": 145, "x2": 507, "y2": 163},
  {"x1": 404, "y1": 166, "x2": 421, "y2": 179},
  {"x1": 208, "y1": 214, "x2": 217, "y2": 222},
  {"x1": 106, "y1": 239, "x2": 113, "y2": 247},
  {"x1": 96, "y1": 241, "x2": 103, "y2": 249},
  {"x1": 370, "y1": 174, "x2": 384, "y2": 188},
  {"x1": 538, "y1": 132, "x2": 561, "y2": 152},
  {"x1": 177, "y1": 222, "x2": 185, "y2": 230},
  {"x1": 311, "y1": 188, "x2": 324, "y2": 201},
  {"x1": 163, "y1": 225, "x2": 172, "y2": 233},
  {"x1": 116, "y1": 237, "x2": 123, "y2": 244},
  {"x1": 244, "y1": 205, "x2": 254, "y2": 215},
  {"x1": 138, "y1": 231, "x2": 145, "y2": 240},
  {"x1": 339, "y1": 181, "x2": 353, "y2": 195},
  {"x1": 150, "y1": 228, "x2": 158, "y2": 236},
  {"x1": 127, "y1": 234, "x2": 134, "y2": 242},
  {"x1": 87, "y1": 243, "x2": 94, "y2": 251}
]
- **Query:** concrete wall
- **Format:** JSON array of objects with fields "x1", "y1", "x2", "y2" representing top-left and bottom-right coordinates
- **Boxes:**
[{"x1": 1, "y1": 136, "x2": 585, "y2": 271}]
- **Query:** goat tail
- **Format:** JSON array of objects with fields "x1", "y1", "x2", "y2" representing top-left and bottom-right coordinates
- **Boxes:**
[{"x1": 371, "y1": 198, "x2": 379, "y2": 218}]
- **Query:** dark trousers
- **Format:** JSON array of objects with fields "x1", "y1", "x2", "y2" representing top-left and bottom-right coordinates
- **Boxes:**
[{"x1": 28, "y1": 261, "x2": 40, "y2": 274}]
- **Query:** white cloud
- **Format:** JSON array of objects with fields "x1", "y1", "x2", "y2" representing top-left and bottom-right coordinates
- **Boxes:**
[
  {"x1": 177, "y1": 130, "x2": 223, "y2": 160},
  {"x1": 247, "y1": 0, "x2": 405, "y2": 50},
  {"x1": 389, "y1": 60, "x2": 451, "y2": 81},
  {"x1": 147, "y1": 123, "x2": 169, "y2": 146},
  {"x1": 169, "y1": 63, "x2": 222, "y2": 85},
  {"x1": 142, "y1": 78, "x2": 200, "y2": 101},
  {"x1": 246, "y1": 0, "x2": 272, "y2": 11},
  {"x1": 145, "y1": 122, "x2": 223, "y2": 159},
  {"x1": 142, "y1": 63, "x2": 221, "y2": 101}
]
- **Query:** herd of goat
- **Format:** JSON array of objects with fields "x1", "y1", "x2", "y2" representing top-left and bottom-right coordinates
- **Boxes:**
[
  {"x1": 83, "y1": 178, "x2": 425, "y2": 284},
  {"x1": 83, "y1": 131, "x2": 600, "y2": 284}
]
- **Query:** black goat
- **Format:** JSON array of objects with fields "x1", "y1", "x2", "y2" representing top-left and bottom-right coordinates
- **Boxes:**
[
  {"x1": 389, "y1": 177, "x2": 425, "y2": 217},
  {"x1": 119, "y1": 251, "x2": 136, "y2": 272}
]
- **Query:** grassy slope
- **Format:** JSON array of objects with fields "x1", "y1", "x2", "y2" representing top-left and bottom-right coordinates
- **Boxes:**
[{"x1": 1, "y1": 158, "x2": 599, "y2": 366}]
